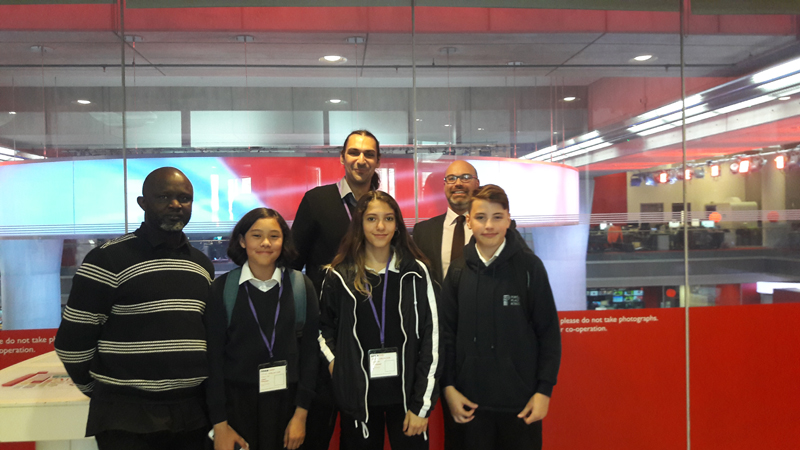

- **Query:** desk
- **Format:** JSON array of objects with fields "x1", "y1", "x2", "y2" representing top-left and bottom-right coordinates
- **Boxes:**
[{"x1": 0, "y1": 351, "x2": 96, "y2": 449}]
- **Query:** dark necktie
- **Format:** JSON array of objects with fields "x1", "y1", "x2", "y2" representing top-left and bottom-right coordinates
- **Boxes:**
[
  {"x1": 451, "y1": 215, "x2": 466, "y2": 262},
  {"x1": 344, "y1": 192, "x2": 357, "y2": 217}
]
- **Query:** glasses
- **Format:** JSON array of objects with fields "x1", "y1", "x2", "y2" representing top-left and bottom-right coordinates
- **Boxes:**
[{"x1": 444, "y1": 174, "x2": 476, "y2": 184}]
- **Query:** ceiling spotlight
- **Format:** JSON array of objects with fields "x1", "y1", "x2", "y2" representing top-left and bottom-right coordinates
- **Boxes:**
[
  {"x1": 644, "y1": 174, "x2": 656, "y2": 186},
  {"x1": 478, "y1": 128, "x2": 485, "y2": 131},
  {"x1": 444, "y1": 124, "x2": 451, "y2": 127},
  {"x1": 738, "y1": 159, "x2": 751, "y2": 173},
  {"x1": 695, "y1": 167, "x2": 705, "y2": 179},
  {"x1": 76, "y1": 99, "x2": 91, "y2": 105},
  {"x1": 730, "y1": 162, "x2": 740, "y2": 173},
  {"x1": 659, "y1": 172, "x2": 668, "y2": 183},
  {"x1": 710, "y1": 164, "x2": 720, "y2": 177},
  {"x1": 685, "y1": 169, "x2": 693, "y2": 180},
  {"x1": 775, "y1": 154, "x2": 786, "y2": 169},
  {"x1": 8, "y1": 111, "x2": 16, "y2": 115},
  {"x1": 633, "y1": 54, "x2": 653, "y2": 62},
  {"x1": 328, "y1": 99, "x2": 342, "y2": 104},
  {"x1": 563, "y1": 96, "x2": 577, "y2": 102},
  {"x1": 778, "y1": 96, "x2": 791, "y2": 101},
  {"x1": 415, "y1": 118, "x2": 422, "y2": 122},
  {"x1": 320, "y1": 55, "x2": 347, "y2": 63}
]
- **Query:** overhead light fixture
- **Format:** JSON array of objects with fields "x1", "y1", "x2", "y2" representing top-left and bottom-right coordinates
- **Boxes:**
[
  {"x1": 478, "y1": 128, "x2": 484, "y2": 131},
  {"x1": 328, "y1": 99, "x2": 342, "y2": 104},
  {"x1": 695, "y1": 167, "x2": 705, "y2": 179},
  {"x1": 659, "y1": 172, "x2": 668, "y2": 183},
  {"x1": 685, "y1": 169, "x2": 693, "y2": 180},
  {"x1": 320, "y1": 55, "x2": 347, "y2": 63},
  {"x1": 0, "y1": 146, "x2": 44, "y2": 160},
  {"x1": 507, "y1": 61, "x2": 523, "y2": 66},
  {"x1": 415, "y1": 118, "x2": 422, "y2": 122},
  {"x1": 563, "y1": 96, "x2": 576, "y2": 102},
  {"x1": 710, "y1": 164, "x2": 720, "y2": 177},
  {"x1": 779, "y1": 96, "x2": 792, "y2": 101},
  {"x1": 775, "y1": 154, "x2": 786, "y2": 169},
  {"x1": 444, "y1": 124, "x2": 450, "y2": 127},
  {"x1": 8, "y1": 111, "x2": 16, "y2": 115},
  {"x1": 738, "y1": 159, "x2": 751, "y2": 173},
  {"x1": 751, "y1": 56, "x2": 800, "y2": 84},
  {"x1": 633, "y1": 54, "x2": 653, "y2": 62},
  {"x1": 76, "y1": 99, "x2": 91, "y2": 105},
  {"x1": 716, "y1": 95, "x2": 773, "y2": 114}
]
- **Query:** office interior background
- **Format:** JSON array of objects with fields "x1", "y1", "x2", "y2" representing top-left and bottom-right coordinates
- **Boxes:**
[{"x1": 1, "y1": 1, "x2": 799, "y2": 449}]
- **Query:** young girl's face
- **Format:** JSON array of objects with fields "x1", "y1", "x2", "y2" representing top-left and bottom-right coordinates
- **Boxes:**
[
  {"x1": 239, "y1": 217, "x2": 283, "y2": 270},
  {"x1": 362, "y1": 200, "x2": 396, "y2": 251}
]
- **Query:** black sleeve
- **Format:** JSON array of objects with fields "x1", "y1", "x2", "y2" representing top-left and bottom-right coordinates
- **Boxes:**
[
  {"x1": 291, "y1": 193, "x2": 316, "y2": 272},
  {"x1": 205, "y1": 275, "x2": 229, "y2": 425},
  {"x1": 408, "y1": 263, "x2": 441, "y2": 418},
  {"x1": 53, "y1": 247, "x2": 115, "y2": 398},
  {"x1": 528, "y1": 255, "x2": 561, "y2": 397},
  {"x1": 295, "y1": 275, "x2": 320, "y2": 410},
  {"x1": 439, "y1": 261, "x2": 461, "y2": 388},
  {"x1": 318, "y1": 271, "x2": 340, "y2": 363}
]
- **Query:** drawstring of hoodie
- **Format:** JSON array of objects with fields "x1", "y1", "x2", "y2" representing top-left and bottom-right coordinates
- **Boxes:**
[{"x1": 357, "y1": 420, "x2": 370, "y2": 439}]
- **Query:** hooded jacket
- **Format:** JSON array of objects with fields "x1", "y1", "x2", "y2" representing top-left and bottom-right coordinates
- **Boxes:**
[
  {"x1": 318, "y1": 252, "x2": 440, "y2": 436},
  {"x1": 441, "y1": 229, "x2": 561, "y2": 412}
]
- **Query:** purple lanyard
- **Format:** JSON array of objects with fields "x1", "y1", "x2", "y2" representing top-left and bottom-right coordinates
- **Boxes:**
[
  {"x1": 367, "y1": 257, "x2": 392, "y2": 348},
  {"x1": 245, "y1": 271, "x2": 285, "y2": 359}
]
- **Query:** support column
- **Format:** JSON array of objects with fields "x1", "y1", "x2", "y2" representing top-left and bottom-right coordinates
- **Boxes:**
[
  {"x1": 0, "y1": 239, "x2": 64, "y2": 330},
  {"x1": 761, "y1": 162, "x2": 787, "y2": 248},
  {"x1": 530, "y1": 177, "x2": 593, "y2": 311}
]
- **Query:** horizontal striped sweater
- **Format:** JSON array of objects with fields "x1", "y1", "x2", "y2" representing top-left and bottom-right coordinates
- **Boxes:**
[{"x1": 55, "y1": 227, "x2": 215, "y2": 401}]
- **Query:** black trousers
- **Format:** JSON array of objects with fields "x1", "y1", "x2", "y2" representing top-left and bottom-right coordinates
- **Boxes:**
[
  {"x1": 461, "y1": 409, "x2": 542, "y2": 450},
  {"x1": 225, "y1": 383, "x2": 298, "y2": 450},
  {"x1": 340, "y1": 404, "x2": 428, "y2": 450},
  {"x1": 304, "y1": 373, "x2": 338, "y2": 450},
  {"x1": 439, "y1": 381, "x2": 465, "y2": 450},
  {"x1": 95, "y1": 428, "x2": 207, "y2": 450}
]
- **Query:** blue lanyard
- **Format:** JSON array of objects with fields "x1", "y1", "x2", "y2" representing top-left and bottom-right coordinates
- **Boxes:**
[
  {"x1": 245, "y1": 271, "x2": 284, "y2": 359},
  {"x1": 367, "y1": 257, "x2": 392, "y2": 348}
]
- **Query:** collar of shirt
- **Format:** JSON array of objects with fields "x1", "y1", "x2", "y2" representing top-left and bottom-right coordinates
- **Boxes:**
[
  {"x1": 445, "y1": 207, "x2": 465, "y2": 226},
  {"x1": 136, "y1": 221, "x2": 189, "y2": 251},
  {"x1": 368, "y1": 250, "x2": 400, "y2": 275},
  {"x1": 238, "y1": 261, "x2": 283, "y2": 293},
  {"x1": 338, "y1": 177, "x2": 354, "y2": 200},
  {"x1": 478, "y1": 238, "x2": 506, "y2": 267}
]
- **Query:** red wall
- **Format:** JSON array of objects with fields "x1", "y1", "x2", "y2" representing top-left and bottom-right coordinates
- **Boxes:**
[{"x1": 591, "y1": 172, "x2": 628, "y2": 214}]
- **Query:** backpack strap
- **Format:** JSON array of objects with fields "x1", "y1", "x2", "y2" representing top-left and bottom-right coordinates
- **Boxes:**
[
  {"x1": 223, "y1": 267, "x2": 243, "y2": 327},
  {"x1": 288, "y1": 269, "x2": 307, "y2": 336},
  {"x1": 224, "y1": 267, "x2": 307, "y2": 335}
]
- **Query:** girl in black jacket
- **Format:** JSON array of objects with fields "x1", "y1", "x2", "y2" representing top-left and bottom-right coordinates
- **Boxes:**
[
  {"x1": 206, "y1": 208, "x2": 319, "y2": 450},
  {"x1": 319, "y1": 191, "x2": 440, "y2": 450}
]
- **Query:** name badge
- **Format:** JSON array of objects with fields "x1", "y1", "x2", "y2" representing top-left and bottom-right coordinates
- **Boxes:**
[
  {"x1": 368, "y1": 348, "x2": 399, "y2": 379},
  {"x1": 258, "y1": 361, "x2": 288, "y2": 393}
]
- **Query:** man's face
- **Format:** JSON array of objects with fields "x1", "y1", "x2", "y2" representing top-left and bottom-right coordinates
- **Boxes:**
[
  {"x1": 444, "y1": 161, "x2": 479, "y2": 214},
  {"x1": 137, "y1": 170, "x2": 194, "y2": 232},
  {"x1": 467, "y1": 199, "x2": 511, "y2": 251},
  {"x1": 341, "y1": 134, "x2": 380, "y2": 188}
]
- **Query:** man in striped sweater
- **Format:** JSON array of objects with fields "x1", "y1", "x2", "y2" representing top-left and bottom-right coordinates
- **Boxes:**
[{"x1": 55, "y1": 167, "x2": 215, "y2": 450}]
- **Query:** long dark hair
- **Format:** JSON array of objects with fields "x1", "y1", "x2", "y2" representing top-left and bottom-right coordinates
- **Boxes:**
[
  {"x1": 227, "y1": 208, "x2": 298, "y2": 268},
  {"x1": 342, "y1": 130, "x2": 381, "y2": 191},
  {"x1": 328, "y1": 191, "x2": 431, "y2": 296}
]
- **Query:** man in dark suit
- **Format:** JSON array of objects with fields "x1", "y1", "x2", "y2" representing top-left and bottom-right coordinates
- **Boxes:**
[
  {"x1": 291, "y1": 129, "x2": 381, "y2": 450},
  {"x1": 413, "y1": 160, "x2": 480, "y2": 284}
]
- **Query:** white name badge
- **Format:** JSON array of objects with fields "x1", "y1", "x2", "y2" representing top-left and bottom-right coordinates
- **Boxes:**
[
  {"x1": 368, "y1": 348, "x2": 399, "y2": 379},
  {"x1": 258, "y1": 361, "x2": 288, "y2": 393}
]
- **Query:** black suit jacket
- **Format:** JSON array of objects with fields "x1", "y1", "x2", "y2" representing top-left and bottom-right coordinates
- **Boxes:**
[
  {"x1": 412, "y1": 214, "x2": 447, "y2": 284},
  {"x1": 412, "y1": 214, "x2": 526, "y2": 285},
  {"x1": 291, "y1": 184, "x2": 350, "y2": 293}
]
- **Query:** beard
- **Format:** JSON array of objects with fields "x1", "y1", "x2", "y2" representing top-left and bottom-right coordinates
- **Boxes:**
[{"x1": 159, "y1": 221, "x2": 186, "y2": 232}]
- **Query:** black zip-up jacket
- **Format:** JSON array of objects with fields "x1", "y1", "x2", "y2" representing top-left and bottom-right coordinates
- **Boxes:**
[
  {"x1": 319, "y1": 253, "x2": 441, "y2": 431},
  {"x1": 441, "y1": 230, "x2": 561, "y2": 412}
]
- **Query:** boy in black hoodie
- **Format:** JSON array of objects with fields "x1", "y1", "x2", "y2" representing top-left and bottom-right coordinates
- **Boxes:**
[{"x1": 440, "y1": 184, "x2": 561, "y2": 450}]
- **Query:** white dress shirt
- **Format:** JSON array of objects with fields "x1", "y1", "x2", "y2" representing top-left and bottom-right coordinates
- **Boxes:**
[
  {"x1": 238, "y1": 261, "x2": 282, "y2": 293},
  {"x1": 477, "y1": 238, "x2": 506, "y2": 267},
  {"x1": 441, "y1": 207, "x2": 474, "y2": 277}
]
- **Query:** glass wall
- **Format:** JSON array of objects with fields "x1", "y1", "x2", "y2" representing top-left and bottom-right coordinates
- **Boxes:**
[{"x1": 1, "y1": 1, "x2": 799, "y2": 449}]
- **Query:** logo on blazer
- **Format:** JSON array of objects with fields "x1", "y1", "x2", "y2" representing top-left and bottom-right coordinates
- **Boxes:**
[{"x1": 503, "y1": 295, "x2": 521, "y2": 306}]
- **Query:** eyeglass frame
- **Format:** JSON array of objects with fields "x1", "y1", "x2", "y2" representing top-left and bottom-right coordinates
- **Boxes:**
[{"x1": 443, "y1": 174, "x2": 477, "y2": 184}]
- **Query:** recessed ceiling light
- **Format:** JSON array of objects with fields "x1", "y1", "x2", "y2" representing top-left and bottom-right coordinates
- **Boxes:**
[
  {"x1": 329, "y1": 99, "x2": 342, "y2": 104},
  {"x1": 415, "y1": 118, "x2": 422, "y2": 121},
  {"x1": 444, "y1": 124, "x2": 451, "y2": 127},
  {"x1": 478, "y1": 128, "x2": 484, "y2": 131},
  {"x1": 563, "y1": 96, "x2": 577, "y2": 102},
  {"x1": 634, "y1": 54, "x2": 653, "y2": 62},
  {"x1": 507, "y1": 61, "x2": 523, "y2": 66},
  {"x1": 8, "y1": 111, "x2": 16, "y2": 115},
  {"x1": 320, "y1": 55, "x2": 346, "y2": 63},
  {"x1": 779, "y1": 96, "x2": 791, "y2": 101},
  {"x1": 553, "y1": 131, "x2": 559, "y2": 134},
  {"x1": 76, "y1": 100, "x2": 91, "y2": 105}
]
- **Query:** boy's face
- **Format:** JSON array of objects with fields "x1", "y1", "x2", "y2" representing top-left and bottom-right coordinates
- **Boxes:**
[{"x1": 467, "y1": 199, "x2": 511, "y2": 250}]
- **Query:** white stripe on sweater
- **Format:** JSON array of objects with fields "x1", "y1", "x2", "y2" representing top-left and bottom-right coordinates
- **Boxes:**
[
  {"x1": 111, "y1": 299, "x2": 205, "y2": 315},
  {"x1": 97, "y1": 339, "x2": 206, "y2": 354}
]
